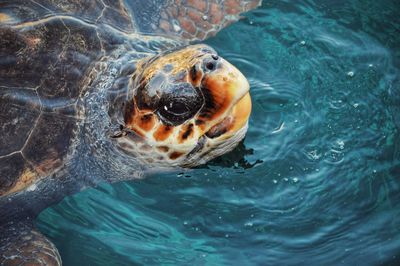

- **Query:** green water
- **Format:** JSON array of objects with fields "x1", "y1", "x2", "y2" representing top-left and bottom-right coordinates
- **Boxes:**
[{"x1": 37, "y1": 0, "x2": 400, "y2": 265}]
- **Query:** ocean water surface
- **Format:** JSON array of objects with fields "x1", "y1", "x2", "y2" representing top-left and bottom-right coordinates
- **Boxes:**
[{"x1": 37, "y1": 0, "x2": 400, "y2": 265}]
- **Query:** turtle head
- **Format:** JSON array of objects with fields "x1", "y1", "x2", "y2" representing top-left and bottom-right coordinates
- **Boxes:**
[{"x1": 123, "y1": 44, "x2": 251, "y2": 167}]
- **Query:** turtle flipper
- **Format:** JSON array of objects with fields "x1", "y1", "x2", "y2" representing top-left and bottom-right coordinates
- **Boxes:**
[
  {"x1": 0, "y1": 221, "x2": 61, "y2": 266},
  {"x1": 127, "y1": 0, "x2": 262, "y2": 41}
]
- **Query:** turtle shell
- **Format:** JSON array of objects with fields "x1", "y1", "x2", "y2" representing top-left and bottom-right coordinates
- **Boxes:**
[
  {"x1": 0, "y1": 0, "x2": 134, "y2": 32},
  {"x1": 0, "y1": 8, "x2": 129, "y2": 195},
  {"x1": 0, "y1": 0, "x2": 146, "y2": 196}
]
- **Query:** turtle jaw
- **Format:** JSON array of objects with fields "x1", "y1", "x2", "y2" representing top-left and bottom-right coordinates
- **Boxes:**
[
  {"x1": 181, "y1": 92, "x2": 251, "y2": 167},
  {"x1": 182, "y1": 63, "x2": 252, "y2": 167},
  {"x1": 205, "y1": 92, "x2": 252, "y2": 140},
  {"x1": 199, "y1": 56, "x2": 252, "y2": 140}
]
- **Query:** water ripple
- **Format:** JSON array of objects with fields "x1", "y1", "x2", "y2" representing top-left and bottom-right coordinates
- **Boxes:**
[{"x1": 36, "y1": 0, "x2": 400, "y2": 265}]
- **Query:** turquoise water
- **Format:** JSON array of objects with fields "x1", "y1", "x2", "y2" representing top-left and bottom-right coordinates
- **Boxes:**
[{"x1": 37, "y1": 1, "x2": 400, "y2": 265}]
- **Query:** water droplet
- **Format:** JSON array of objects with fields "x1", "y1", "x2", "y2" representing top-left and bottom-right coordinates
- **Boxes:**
[{"x1": 336, "y1": 140, "x2": 345, "y2": 150}]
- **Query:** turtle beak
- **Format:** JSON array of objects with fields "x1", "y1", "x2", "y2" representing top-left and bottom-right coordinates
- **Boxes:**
[{"x1": 202, "y1": 58, "x2": 252, "y2": 139}]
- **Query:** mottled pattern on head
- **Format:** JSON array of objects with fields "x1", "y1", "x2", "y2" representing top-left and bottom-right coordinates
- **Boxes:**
[
  {"x1": 136, "y1": 45, "x2": 209, "y2": 81},
  {"x1": 118, "y1": 45, "x2": 251, "y2": 167}
]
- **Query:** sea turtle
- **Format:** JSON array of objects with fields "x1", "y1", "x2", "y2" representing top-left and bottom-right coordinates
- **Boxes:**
[{"x1": 0, "y1": 0, "x2": 259, "y2": 265}]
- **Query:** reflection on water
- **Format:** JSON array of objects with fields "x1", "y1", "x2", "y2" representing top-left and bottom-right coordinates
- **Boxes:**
[{"x1": 37, "y1": 0, "x2": 400, "y2": 265}]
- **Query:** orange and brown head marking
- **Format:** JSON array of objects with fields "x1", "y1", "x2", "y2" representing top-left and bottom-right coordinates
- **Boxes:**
[{"x1": 119, "y1": 44, "x2": 251, "y2": 167}]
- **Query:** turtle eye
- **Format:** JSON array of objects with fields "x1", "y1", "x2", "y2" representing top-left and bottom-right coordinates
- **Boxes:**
[
  {"x1": 163, "y1": 100, "x2": 190, "y2": 115},
  {"x1": 157, "y1": 83, "x2": 203, "y2": 126}
]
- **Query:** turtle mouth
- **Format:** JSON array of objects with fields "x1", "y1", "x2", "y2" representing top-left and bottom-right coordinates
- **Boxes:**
[
  {"x1": 183, "y1": 92, "x2": 251, "y2": 166},
  {"x1": 205, "y1": 92, "x2": 252, "y2": 139},
  {"x1": 205, "y1": 116, "x2": 233, "y2": 138}
]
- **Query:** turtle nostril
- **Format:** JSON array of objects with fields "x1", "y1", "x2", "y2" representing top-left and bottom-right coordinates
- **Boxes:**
[
  {"x1": 204, "y1": 55, "x2": 219, "y2": 71},
  {"x1": 206, "y1": 61, "x2": 216, "y2": 71}
]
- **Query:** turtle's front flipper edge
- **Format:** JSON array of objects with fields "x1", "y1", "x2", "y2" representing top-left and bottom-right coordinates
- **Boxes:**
[
  {"x1": 127, "y1": 0, "x2": 262, "y2": 41},
  {"x1": 0, "y1": 219, "x2": 61, "y2": 266}
]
